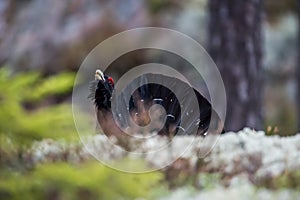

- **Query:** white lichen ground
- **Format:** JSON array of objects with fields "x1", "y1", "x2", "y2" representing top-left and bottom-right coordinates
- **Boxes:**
[
  {"x1": 30, "y1": 128, "x2": 300, "y2": 199},
  {"x1": 160, "y1": 179, "x2": 300, "y2": 200}
]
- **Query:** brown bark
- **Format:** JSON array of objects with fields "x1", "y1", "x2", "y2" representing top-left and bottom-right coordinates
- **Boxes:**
[
  {"x1": 297, "y1": 0, "x2": 300, "y2": 131},
  {"x1": 208, "y1": 0, "x2": 264, "y2": 131}
]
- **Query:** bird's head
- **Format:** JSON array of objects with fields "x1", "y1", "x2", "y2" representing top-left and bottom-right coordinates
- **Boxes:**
[
  {"x1": 95, "y1": 69, "x2": 105, "y2": 81},
  {"x1": 95, "y1": 69, "x2": 114, "y2": 88}
]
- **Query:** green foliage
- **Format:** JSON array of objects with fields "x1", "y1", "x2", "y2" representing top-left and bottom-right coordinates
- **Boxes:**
[
  {"x1": 264, "y1": 102, "x2": 297, "y2": 136},
  {"x1": 147, "y1": 0, "x2": 173, "y2": 14},
  {"x1": 196, "y1": 173, "x2": 222, "y2": 189},
  {"x1": 24, "y1": 72, "x2": 75, "y2": 102},
  {"x1": 273, "y1": 170, "x2": 300, "y2": 189},
  {"x1": 257, "y1": 170, "x2": 300, "y2": 190},
  {"x1": 0, "y1": 67, "x2": 80, "y2": 147},
  {"x1": 0, "y1": 161, "x2": 164, "y2": 200},
  {"x1": 0, "y1": 68, "x2": 167, "y2": 199}
]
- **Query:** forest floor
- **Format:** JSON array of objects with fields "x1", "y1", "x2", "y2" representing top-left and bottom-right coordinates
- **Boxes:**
[{"x1": 27, "y1": 128, "x2": 300, "y2": 200}]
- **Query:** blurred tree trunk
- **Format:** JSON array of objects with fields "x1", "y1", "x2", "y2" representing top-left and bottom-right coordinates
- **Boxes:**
[
  {"x1": 297, "y1": 0, "x2": 300, "y2": 131},
  {"x1": 208, "y1": 0, "x2": 264, "y2": 131}
]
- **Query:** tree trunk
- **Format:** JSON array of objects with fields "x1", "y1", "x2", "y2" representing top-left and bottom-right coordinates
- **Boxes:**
[
  {"x1": 297, "y1": 0, "x2": 300, "y2": 131},
  {"x1": 208, "y1": 0, "x2": 264, "y2": 131}
]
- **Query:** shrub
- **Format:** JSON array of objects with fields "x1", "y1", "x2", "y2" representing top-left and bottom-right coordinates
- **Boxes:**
[
  {"x1": 0, "y1": 161, "x2": 164, "y2": 200},
  {"x1": 0, "y1": 67, "x2": 79, "y2": 147}
]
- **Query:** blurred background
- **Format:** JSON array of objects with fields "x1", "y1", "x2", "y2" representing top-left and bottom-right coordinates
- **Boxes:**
[
  {"x1": 0, "y1": 0, "x2": 298, "y2": 135},
  {"x1": 0, "y1": 0, "x2": 299, "y2": 199}
]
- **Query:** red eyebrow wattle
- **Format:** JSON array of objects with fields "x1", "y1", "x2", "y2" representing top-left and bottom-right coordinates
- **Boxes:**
[{"x1": 108, "y1": 77, "x2": 114, "y2": 85}]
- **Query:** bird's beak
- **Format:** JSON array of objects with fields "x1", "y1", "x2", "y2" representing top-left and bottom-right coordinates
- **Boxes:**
[{"x1": 95, "y1": 69, "x2": 105, "y2": 81}]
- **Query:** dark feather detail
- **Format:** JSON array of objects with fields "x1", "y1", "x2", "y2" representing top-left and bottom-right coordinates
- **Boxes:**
[
  {"x1": 90, "y1": 79, "x2": 114, "y2": 110},
  {"x1": 88, "y1": 80, "x2": 98, "y2": 101},
  {"x1": 90, "y1": 72, "x2": 225, "y2": 136}
]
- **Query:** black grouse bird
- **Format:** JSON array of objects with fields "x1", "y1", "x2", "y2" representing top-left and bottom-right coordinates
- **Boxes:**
[{"x1": 90, "y1": 69, "x2": 224, "y2": 140}]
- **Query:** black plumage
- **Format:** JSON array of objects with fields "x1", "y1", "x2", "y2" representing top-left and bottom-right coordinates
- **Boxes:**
[{"x1": 90, "y1": 70, "x2": 224, "y2": 137}]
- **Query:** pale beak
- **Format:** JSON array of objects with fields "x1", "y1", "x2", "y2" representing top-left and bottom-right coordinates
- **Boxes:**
[{"x1": 95, "y1": 69, "x2": 105, "y2": 81}]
